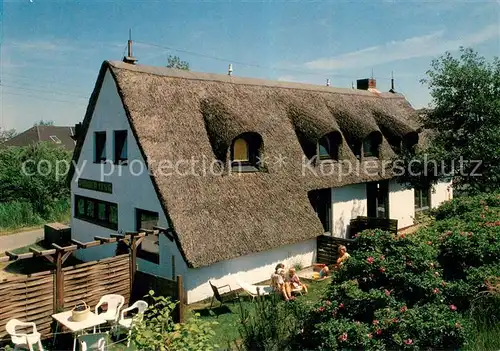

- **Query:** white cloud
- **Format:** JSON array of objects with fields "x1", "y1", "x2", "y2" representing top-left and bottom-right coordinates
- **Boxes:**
[{"x1": 304, "y1": 24, "x2": 500, "y2": 71}]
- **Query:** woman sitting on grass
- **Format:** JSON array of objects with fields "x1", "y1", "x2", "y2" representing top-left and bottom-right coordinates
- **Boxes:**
[
  {"x1": 288, "y1": 267, "x2": 308, "y2": 294},
  {"x1": 271, "y1": 263, "x2": 293, "y2": 301}
]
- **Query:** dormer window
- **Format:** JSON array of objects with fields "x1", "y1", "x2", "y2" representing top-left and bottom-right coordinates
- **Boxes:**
[
  {"x1": 363, "y1": 132, "x2": 382, "y2": 158},
  {"x1": 230, "y1": 132, "x2": 262, "y2": 171},
  {"x1": 317, "y1": 132, "x2": 341, "y2": 161},
  {"x1": 349, "y1": 141, "x2": 362, "y2": 160}
]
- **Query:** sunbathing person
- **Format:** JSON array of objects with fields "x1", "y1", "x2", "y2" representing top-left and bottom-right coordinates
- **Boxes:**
[
  {"x1": 334, "y1": 245, "x2": 351, "y2": 269},
  {"x1": 288, "y1": 267, "x2": 308, "y2": 294},
  {"x1": 271, "y1": 264, "x2": 293, "y2": 300}
]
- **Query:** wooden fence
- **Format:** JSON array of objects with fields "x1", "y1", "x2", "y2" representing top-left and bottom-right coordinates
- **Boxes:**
[
  {"x1": 0, "y1": 271, "x2": 54, "y2": 339},
  {"x1": 132, "y1": 271, "x2": 184, "y2": 323},
  {"x1": 0, "y1": 255, "x2": 130, "y2": 340},
  {"x1": 349, "y1": 216, "x2": 398, "y2": 237},
  {"x1": 63, "y1": 255, "x2": 130, "y2": 311}
]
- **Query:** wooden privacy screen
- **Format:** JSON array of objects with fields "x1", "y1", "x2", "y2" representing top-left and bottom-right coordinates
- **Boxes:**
[
  {"x1": 132, "y1": 271, "x2": 184, "y2": 323},
  {"x1": 63, "y1": 255, "x2": 130, "y2": 311},
  {"x1": 0, "y1": 254, "x2": 131, "y2": 340},
  {"x1": 0, "y1": 271, "x2": 54, "y2": 339}
]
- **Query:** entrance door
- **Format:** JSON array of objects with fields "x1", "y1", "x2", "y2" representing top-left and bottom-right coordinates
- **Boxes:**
[
  {"x1": 136, "y1": 209, "x2": 160, "y2": 264},
  {"x1": 367, "y1": 181, "x2": 389, "y2": 219},
  {"x1": 308, "y1": 189, "x2": 332, "y2": 233}
]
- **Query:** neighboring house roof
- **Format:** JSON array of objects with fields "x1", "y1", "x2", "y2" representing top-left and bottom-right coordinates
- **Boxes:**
[
  {"x1": 4, "y1": 126, "x2": 76, "y2": 151},
  {"x1": 72, "y1": 60, "x2": 421, "y2": 268}
]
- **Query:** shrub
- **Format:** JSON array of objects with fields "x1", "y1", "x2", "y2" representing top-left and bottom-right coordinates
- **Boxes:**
[
  {"x1": 241, "y1": 194, "x2": 499, "y2": 350},
  {"x1": 237, "y1": 293, "x2": 309, "y2": 351},
  {"x1": 129, "y1": 290, "x2": 218, "y2": 351}
]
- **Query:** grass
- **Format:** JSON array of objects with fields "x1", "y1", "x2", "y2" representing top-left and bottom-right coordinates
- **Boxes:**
[
  {"x1": 187, "y1": 278, "x2": 330, "y2": 348},
  {"x1": 0, "y1": 199, "x2": 70, "y2": 234},
  {"x1": 466, "y1": 324, "x2": 500, "y2": 350}
]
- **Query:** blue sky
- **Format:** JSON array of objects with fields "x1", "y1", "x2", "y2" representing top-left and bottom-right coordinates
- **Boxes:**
[{"x1": 1, "y1": 0, "x2": 499, "y2": 132}]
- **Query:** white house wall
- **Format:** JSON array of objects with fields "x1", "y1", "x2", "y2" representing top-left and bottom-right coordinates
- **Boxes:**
[
  {"x1": 431, "y1": 181, "x2": 453, "y2": 208},
  {"x1": 185, "y1": 238, "x2": 316, "y2": 304},
  {"x1": 388, "y1": 180, "x2": 415, "y2": 229},
  {"x1": 331, "y1": 183, "x2": 367, "y2": 238},
  {"x1": 70, "y1": 69, "x2": 187, "y2": 278}
]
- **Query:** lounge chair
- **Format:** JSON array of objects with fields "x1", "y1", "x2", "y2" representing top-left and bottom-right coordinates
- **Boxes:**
[
  {"x1": 208, "y1": 281, "x2": 239, "y2": 310},
  {"x1": 236, "y1": 279, "x2": 273, "y2": 301}
]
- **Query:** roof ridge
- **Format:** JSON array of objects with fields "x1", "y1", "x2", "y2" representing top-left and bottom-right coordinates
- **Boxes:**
[{"x1": 107, "y1": 60, "x2": 405, "y2": 100}]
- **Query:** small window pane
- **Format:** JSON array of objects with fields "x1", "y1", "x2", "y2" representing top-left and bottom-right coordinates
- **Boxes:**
[
  {"x1": 97, "y1": 203, "x2": 106, "y2": 221},
  {"x1": 86, "y1": 200, "x2": 94, "y2": 218},
  {"x1": 77, "y1": 199, "x2": 85, "y2": 216},
  {"x1": 233, "y1": 138, "x2": 249, "y2": 161},
  {"x1": 114, "y1": 131, "x2": 128, "y2": 164},
  {"x1": 109, "y1": 205, "x2": 118, "y2": 224}
]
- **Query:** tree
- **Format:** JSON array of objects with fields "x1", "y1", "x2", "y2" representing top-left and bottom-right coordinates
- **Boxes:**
[
  {"x1": 397, "y1": 48, "x2": 500, "y2": 194},
  {"x1": 0, "y1": 128, "x2": 17, "y2": 144},
  {"x1": 34, "y1": 120, "x2": 54, "y2": 126},
  {"x1": 166, "y1": 55, "x2": 190, "y2": 71}
]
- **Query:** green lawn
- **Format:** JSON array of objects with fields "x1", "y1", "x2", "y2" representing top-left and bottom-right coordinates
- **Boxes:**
[{"x1": 186, "y1": 279, "x2": 331, "y2": 348}]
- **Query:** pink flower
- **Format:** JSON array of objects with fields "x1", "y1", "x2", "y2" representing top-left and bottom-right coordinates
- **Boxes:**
[
  {"x1": 339, "y1": 332, "x2": 348, "y2": 342},
  {"x1": 427, "y1": 241, "x2": 433, "y2": 245},
  {"x1": 367, "y1": 257, "x2": 374, "y2": 264},
  {"x1": 367, "y1": 333, "x2": 373, "y2": 339},
  {"x1": 326, "y1": 300, "x2": 332, "y2": 306},
  {"x1": 384, "y1": 289, "x2": 391, "y2": 296},
  {"x1": 404, "y1": 339, "x2": 413, "y2": 345},
  {"x1": 433, "y1": 288, "x2": 439, "y2": 294},
  {"x1": 318, "y1": 306, "x2": 325, "y2": 312},
  {"x1": 380, "y1": 255, "x2": 385, "y2": 260},
  {"x1": 373, "y1": 320, "x2": 379, "y2": 325},
  {"x1": 392, "y1": 318, "x2": 399, "y2": 323},
  {"x1": 339, "y1": 303, "x2": 345, "y2": 309},
  {"x1": 379, "y1": 267, "x2": 386, "y2": 273},
  {"x1": 449, "y1": 304, "x2": 457, "y2": 311},
  {"x1": 400, "y1": 305, "x2": 408, "y2": 313},
  {"x1": 455, "y1": 322, "x2": 462, "y2": 328},
  {"x1": 355, "y1": 321, "x2": 361, "y2": 325},
  {"x1": 435, "y1": 271, "x2": 439, "y2": 276},
  {"x1": 406, "y1": 261, "x2": 413, "y2": 267},
  {"x1": 375, "y1": 328, "x2": 382, "y2": 335}
]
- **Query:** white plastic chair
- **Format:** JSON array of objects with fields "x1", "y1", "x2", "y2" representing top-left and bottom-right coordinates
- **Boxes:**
[
  {"x1": 6, "y1": 319, "x2": 43, "y2": 351},
  {"x1": 76, "y1": 332, "x2": 108, "y2": 351},
  {"x1": 118, "y1": 300, "x2": 148, "y2": 347},
  {"x1": 236, "y1": 279, "x2": 273, "y2": 301},
  {"x1": 94, "y1": 294, "x2": 124, "y2": 332}
]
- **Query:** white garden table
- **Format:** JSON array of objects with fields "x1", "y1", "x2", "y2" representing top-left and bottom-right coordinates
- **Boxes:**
[{"x1": 52, "y1": 310, "x2": 107, "y2": 351}]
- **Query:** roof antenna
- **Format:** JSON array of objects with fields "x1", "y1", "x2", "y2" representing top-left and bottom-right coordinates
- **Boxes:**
[
  {"x1": 389, "y1": 71, "x2": 396, "y2": 93},
  {"x1": 351, "y1": 81, "x2": 354, "y2": 89},
  {"x1": 326, "y1": 78, "x2": 331, "y2": 87},
  {"x1": 228, "y1": 64, "x2": 233, "y2": 76},
  {"x1": 371, "y1": 68, "x2": 374, "y2": 79},
  {"x1": 123, "y1": 29, "x2": 138, "y2": 65}
]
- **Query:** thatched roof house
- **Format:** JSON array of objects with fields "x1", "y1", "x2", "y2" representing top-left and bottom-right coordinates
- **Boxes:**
[{"x1": 72, "y1": 61, "x2": 421, "y2": 269}]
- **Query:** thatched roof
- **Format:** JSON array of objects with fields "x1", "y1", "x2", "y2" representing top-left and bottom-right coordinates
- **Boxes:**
[{"x1": 72, "y1": 61, "x2": 420, "y2": 268}]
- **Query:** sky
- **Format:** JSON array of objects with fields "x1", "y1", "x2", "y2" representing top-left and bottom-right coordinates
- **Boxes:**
[{"x1": 1, "y1": 0, "x2": 499, "y2": 132}]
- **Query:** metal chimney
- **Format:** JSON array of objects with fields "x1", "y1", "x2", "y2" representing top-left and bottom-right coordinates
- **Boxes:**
[
  {"x1": 123, "y1": 29, "x2": 138, "y2": 64},
  {"x1": 326, "y1": 79, "x2": 331, "y2": 87},
  {"x1": 228, "y1": 64, "x2": 233, "y2": 76}
]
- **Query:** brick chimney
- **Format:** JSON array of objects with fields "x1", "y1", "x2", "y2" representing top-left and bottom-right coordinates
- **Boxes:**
[{"x1": 357, "y1": 78, "x2": 380, "y2": 93}]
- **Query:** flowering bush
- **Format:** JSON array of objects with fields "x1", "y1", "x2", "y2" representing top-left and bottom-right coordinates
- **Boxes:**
[
  {"x1": 243, "y1": 194, "x2": 499, "y2": 350},
  {"x1": 291, "y1": 194, "x2": 500, "y2": 350}
]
